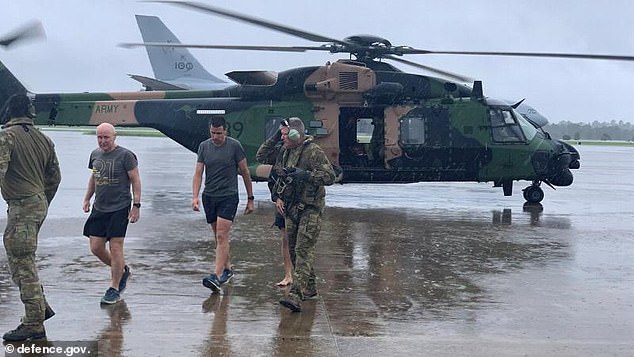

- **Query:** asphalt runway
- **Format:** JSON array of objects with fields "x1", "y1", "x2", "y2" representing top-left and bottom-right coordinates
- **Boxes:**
[{"x1": 1, "y1": 131, "x2": 633, "y2": 356}]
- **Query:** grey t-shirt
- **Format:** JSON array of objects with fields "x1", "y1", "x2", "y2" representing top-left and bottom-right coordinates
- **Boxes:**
[
  {"x1": 197, "y1": 137, "x2": 246, "y2": 198},
  {"x1": 89, "y1": 145, "x2": 138, "y2": 212}
]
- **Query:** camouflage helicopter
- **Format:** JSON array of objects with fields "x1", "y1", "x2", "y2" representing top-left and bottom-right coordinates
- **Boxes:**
[{"x1": 5, "y1": 3, "x2": 634, "y2": 204}]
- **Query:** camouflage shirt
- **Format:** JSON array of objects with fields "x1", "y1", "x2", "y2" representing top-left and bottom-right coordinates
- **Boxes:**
[
  {"x1": 258, "y1": 135, "x2": 335, "y2": 209},
  {"x1": 0, "y1": 117, "x2": 61, "y2": 202}
]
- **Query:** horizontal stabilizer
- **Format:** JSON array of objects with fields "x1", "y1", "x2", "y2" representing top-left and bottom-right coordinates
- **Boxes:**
[
  {"x1": 226, "y1": 71, "x2": 278, "y2": 86},
  {"x1": 129, "y1": 74, "x2": 186, "y2": 90}
]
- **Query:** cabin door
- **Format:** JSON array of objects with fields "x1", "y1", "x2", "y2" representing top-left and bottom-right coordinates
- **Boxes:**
[{"x1": 338, "y1": 107, "x2": 385, "y2": 168}]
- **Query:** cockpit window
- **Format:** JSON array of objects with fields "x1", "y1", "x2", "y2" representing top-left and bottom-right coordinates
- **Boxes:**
[
  {"x1": 489, "y1": 108, "x2": 525, "y2": 143},
  {"x1": 513, "y1": 108, "x2": 538, "y2": 141}
]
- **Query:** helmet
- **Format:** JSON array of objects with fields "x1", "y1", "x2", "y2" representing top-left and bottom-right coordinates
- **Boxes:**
[{"x1": 1, "y1": 93, "x2": 35, "y2": 123}]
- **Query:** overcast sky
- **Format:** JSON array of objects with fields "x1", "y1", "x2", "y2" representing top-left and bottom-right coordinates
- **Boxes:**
[{"x1": 2, "y1": 0, "x2": 634, "y2": 124}]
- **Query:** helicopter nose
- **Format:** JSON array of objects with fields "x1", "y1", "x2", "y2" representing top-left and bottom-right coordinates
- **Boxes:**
[
  {"x1": 561, "y1": 141, "x2": 581, "y2": 169},
  {"x1": 547, "y1": 140, "x2": 580, "y2": 187},
  {"x1": 549, "y1": 168, "x2": 574, "y2": 186}
]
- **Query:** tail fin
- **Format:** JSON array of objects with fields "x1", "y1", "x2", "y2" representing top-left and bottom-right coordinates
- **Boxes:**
[
  {"x1": 0, "y1": 59, "x2": 29, "y2": 123},
  {"x1": 135, "y1": 15, "x2": 224, "y2": 84},
  {"x1": 0, "y1": 59, "x2": 27, "y2": 107}
]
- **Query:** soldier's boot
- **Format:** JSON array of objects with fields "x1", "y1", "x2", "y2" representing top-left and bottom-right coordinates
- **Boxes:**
[
  {"x1": 279, "y1": 293, "x2": 302, "y2": 312},
  {"x1": 303, "y1": 273, "x2": 317, "y2": 300},
  {"x1": 302, "y1": 286, "x2": 318, "y2": 300},
  {"x1": 2, "y1": 324, "x2": 46, "y2": 341}
]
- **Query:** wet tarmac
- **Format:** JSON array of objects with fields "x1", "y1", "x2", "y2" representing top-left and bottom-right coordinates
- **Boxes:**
[{"x1": 1, "y1": 131, "x2": 633, "y2": 356}]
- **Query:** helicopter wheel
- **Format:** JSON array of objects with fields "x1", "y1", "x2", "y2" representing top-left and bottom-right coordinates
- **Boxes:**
[{"x1": 523, "y1": 185, "x2": 544, "y2": 204}]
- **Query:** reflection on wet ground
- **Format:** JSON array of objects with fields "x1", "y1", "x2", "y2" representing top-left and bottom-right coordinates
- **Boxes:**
[
  {"x1": 1, "y1": 132, "x2": 633, "y2": 356},
  {"x1": 97, "y1": 301, "x2": 131, "y2": 357}
]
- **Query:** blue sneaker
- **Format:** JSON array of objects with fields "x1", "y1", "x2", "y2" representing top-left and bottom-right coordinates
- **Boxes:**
[
  {"x1": 100, "y1": 287, "x2": 121, "y2": 305},
  {"x1": 202, "y1": 274, "x2": 221, "y2": 292},
  {"x1": 118, "y1": 265, "x2": 130, "y2": 294},
  {"x1": 219, "y1": 268, "x2": 234, "y2": 284}
]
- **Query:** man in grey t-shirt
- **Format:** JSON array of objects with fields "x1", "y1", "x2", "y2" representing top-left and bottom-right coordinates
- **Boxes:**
[
  {"x1": 82, "y1": 123, "x2": 141, "y2": 305},
  {"x1": 192, "y1": 116, "x2": 254, "y2": 292}
]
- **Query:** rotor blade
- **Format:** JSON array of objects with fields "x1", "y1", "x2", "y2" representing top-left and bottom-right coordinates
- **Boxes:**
[
  {"x1": 398, "y1": 48, "x2": 634, "y2": 62},
  {"x1": 149, "y1": 1, "x2": 350, "y2": 46},
  {"x1": 120, "y1": 41, "x2": 330, "y2": 52},
  {"x1": 385, "y1": 55, "x2": 473, "y2": 83},
  {"x1": 0, "y1": 20, "x2": 45, "y2": 48}
]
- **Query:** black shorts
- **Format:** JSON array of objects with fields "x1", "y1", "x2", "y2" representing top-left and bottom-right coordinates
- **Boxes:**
[
  {"x1": 202, "y1": 193, "x2": 239, "y2": 223},
  {"x1": 83, "y1": 206, "x2": 130, "y2": 240},
  {"x1": 273, "y1": 211, "x2": 285, "y2": 229}
]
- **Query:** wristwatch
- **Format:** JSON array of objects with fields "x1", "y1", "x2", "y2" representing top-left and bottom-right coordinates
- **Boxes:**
[
  {"x1": 133, "y1": 203, "x2": 141, "y2": 208},
  {"x1": 247, "y1": 196, "x2": 255, "y2": 201}
]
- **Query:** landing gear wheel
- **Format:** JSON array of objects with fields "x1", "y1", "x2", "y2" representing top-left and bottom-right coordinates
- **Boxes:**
[{"x1": 523, "y1": 185, "x2": 544, "y2": 203}]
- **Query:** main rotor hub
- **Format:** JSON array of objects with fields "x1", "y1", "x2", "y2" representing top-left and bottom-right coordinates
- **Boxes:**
[
  {"x1": 341, "y1": 34, "x2": 395, "y2": 61},
  {"x1": 343, "y1": 35, "x2": 392, "y2": 48}
]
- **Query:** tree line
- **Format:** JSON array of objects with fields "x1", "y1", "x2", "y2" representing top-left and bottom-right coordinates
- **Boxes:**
[{"x1": 543, "y1": 120, "x2": 634, "y2": 141}]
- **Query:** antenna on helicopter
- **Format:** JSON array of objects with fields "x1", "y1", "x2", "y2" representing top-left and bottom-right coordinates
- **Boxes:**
[{"x1": 471, "y1": 81, "x2": 484, "y2": 101}]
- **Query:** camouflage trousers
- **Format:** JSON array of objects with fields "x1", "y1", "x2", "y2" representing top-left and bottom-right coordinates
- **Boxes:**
[
  {"x1": 285, "y1": 204, "x2": 322, "y2": 299},
  {"x1": 3, "y1": 192, "x2": 49, "y2": 327}
]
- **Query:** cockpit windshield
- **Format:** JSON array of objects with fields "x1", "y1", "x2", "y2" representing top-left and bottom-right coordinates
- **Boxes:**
[
  {"x1": 488, "y1": 107, "x2": 537, "y2": 143},
  {"x1": 513, "y1": 108, "x2": 538, "y2": 141}
]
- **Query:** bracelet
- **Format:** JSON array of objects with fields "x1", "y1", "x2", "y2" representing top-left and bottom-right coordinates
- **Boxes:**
[
  {"x1": 133, "y1": 203, "x2": 141, "y2": 208},
  {"x1": 247, "y1": 196, "x2": 255, "y2": 201}
]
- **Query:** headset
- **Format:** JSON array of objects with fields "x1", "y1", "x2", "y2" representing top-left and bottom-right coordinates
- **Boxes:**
[{"x1": 281, "y1": 119, "x2": 300, "y2": 141}]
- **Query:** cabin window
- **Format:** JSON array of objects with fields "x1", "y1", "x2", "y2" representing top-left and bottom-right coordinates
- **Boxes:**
[
  {"x1": 489, "y1": 108, "x2": 525, "y2": 143},
  {"x1": 400, "y1": 116, "x2": 426, "y2": 145},
  {"x1": 356, "y1": 118, "x2": 374, "y2": 144}
]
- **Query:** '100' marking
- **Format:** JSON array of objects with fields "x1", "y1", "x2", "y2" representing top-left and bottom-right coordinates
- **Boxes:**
[{"x1": 175, "y1": 61, "x2": 194, "y2": 71}]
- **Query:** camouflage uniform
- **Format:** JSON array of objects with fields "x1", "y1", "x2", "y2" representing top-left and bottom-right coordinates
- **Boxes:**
[
  {"x1": 258, "y1": 134, "x2": 335, "y2": 301},
  {"x1": 0, "y1": 117, "x2": 61, "y2": 331}
]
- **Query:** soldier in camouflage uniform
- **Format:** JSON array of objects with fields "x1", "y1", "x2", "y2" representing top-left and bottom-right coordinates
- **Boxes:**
[
  {"x1": 0, "y1": 94, "x2": 61, "y2": 341},
  {"x1": 258, "y1": 117, "x2": 335, "y2": 312}
]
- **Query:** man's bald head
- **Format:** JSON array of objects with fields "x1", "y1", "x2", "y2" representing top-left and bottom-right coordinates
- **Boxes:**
[
  {"x1": 96, "y1": 123, "x2": 116, "y2": 136},
  {"x1": 96, "y1": 123, "x2": 117, "y2": 152}
]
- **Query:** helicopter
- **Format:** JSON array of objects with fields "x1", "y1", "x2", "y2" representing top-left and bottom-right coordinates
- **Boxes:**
[{"x1": 5, "y1": 2, "x2": 634, "y2": 204}]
